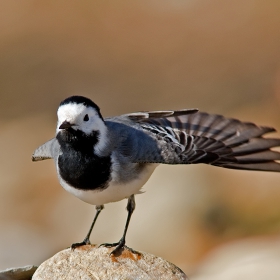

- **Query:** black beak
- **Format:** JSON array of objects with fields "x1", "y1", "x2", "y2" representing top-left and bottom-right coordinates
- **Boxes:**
[{"x1": 59, "y1": 121, "x2": 74, "y2": 129}]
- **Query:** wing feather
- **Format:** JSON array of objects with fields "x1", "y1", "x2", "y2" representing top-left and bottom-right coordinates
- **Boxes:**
[
  {"x1": 32, "y1": 138, "x2": 59, "y2": 161},
  {"x1": 125, "y1": 109, "x2": 280, "y2": 172}
]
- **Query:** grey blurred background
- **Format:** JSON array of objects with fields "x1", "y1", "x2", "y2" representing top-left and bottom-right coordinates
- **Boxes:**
[{"x1": 1, "y1": 0, "x2": 280, "y2": 277}]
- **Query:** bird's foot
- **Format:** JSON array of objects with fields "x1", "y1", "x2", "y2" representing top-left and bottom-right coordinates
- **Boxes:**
[
  {"x1": 71, "y1": 237, "x2": 91, "y2": 250},
  {"x1": 99, "y1": 239, "x2": 141, "y2": 256}
]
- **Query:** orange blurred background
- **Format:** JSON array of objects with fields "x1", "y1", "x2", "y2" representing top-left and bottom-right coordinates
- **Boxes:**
[{"x1": 1, "y1": 1, "x2": 280, "y2": 277}]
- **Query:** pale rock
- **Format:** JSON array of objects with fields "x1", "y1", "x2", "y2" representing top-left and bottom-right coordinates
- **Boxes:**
[{"x1": 32, "y1": 245, "x2": 187, "y2": 280}]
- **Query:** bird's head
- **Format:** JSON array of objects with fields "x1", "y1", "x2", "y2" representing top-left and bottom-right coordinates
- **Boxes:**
[{"x1": 56, "y1": 96, "x2": 108, "y2": 153}]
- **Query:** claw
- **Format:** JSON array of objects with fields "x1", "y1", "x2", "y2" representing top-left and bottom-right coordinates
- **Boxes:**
[
  {"x1": 71, "y1": 238, "x2": 90, "y2": 250},
  {"x1": 99, "y1": 241, "x2": 141, "y2": 257}
]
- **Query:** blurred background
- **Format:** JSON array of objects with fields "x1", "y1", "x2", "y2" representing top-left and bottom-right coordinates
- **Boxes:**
[{"x1": 1, "y1": 0, "x2": 280, "y2": 278}]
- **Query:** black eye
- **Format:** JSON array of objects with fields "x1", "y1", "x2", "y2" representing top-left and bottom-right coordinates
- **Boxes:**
[{"x1": 83, "y1": 114, "x2": 89, "y2": 121}]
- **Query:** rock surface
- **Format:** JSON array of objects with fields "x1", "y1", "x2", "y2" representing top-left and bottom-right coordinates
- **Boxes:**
[
  {"x1": 0, "y1": 265, "x2": 37, "y2": 280},
  {"x1": 32, "y1": 245, "x2": 188, "y2": 280}
]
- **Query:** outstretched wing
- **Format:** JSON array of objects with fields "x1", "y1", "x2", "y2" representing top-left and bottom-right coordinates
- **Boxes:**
[
  {"x1": 125, "y1": 110, "x2": 280, "y2": 172},
  {"x1": 32, "y1": 138, "x2": 60, "y2": 161}
]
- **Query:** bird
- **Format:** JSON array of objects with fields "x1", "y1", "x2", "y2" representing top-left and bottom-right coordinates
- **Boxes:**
[{"x1": 32, "y1": 95, "x2": 280, "y2": 255}]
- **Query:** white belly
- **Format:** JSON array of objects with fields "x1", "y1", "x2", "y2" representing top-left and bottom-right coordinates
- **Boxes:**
[{"x1": 58, "y1": 163, "x2": 158, "y2": 205}]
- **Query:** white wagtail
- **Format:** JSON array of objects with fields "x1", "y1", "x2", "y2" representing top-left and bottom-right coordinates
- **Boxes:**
[{"x1": 32, "y1": 95, "x2": 280, "y2": 255}]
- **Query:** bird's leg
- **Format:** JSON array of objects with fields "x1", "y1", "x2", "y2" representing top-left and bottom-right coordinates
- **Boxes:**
[
  {"x1": 100, "y1": 195, "x2": 140, "y2": 256},
  {"x1": 71, "y1": 205, "x2": 104, "y2": 250}
]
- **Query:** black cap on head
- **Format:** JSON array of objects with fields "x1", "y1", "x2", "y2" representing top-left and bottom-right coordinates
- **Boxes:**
[{"x1": 60, "y1": 96, "x2": 103, "y2": 120}]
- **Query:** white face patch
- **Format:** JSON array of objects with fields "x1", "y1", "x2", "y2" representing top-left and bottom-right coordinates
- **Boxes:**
[{"x1": 56, "y1": 103, "x2": 108, "y2": 155}]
